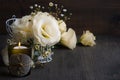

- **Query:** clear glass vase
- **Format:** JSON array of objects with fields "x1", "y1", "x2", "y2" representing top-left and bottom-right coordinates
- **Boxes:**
[{"x1": 32, "y1": 45, "x2": 54, "y2": 64}]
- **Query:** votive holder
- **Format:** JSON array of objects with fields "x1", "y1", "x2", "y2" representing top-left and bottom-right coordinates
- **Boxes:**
[{"x1": 8, "y1": 44, "x2": 32, "y2": 77}]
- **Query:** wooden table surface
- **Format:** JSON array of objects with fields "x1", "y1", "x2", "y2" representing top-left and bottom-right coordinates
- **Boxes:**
[
  {"x1": 0, "y1": 35, "x2": 120, "y2": 80},
  {"x1": 0, "y1": 0, "x2": 120, "y2": 79}
]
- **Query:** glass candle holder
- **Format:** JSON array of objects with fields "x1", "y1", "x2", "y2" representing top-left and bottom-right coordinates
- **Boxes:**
[
  {"x1": 8, "y1": 44, "x2": 32, "y2": 77},
  {"x1": 8, "y1": 44, "x2": 32, "y2": 57}
]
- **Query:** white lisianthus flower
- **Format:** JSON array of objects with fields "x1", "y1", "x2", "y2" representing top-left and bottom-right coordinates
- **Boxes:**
[
  {"x1": 60, "y1": 28, "x2": 77, "y2": 50},
  {"x1": 80, "y1": 30, "x2": 96, "y2": 46},
  {"x1": 58, "y1": 20, "x2": 67, "y2": 34},
  {"x1": 11, "y1": 15, "x2": 33, "y2": 42},
  {"x1": 32, "y1": 12, "x2": 61, "y2": 46}
]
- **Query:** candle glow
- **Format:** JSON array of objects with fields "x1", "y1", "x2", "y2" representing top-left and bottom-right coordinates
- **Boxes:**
[
  {"x1": 13, "y1": 42, "x2": 28, "y2": 49},
  {"x1": 18, "y1": 42, "x2": 21, "y2": 47},
  {"x1": 8, "y1": 42, "x2": 31, "y2": 57}
]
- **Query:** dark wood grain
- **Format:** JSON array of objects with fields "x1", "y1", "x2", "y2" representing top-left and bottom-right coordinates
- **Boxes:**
[
  {"x1": 0, "y1": 0, "x2": 120, "y2": 35},
  {"x1": 0, "y1": 35, "x2": 120, "y2": 80}
]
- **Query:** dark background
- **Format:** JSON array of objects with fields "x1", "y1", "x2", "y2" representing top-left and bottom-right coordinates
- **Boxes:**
[
  {"x1": 0, "y1": 0, "x2": 120, "y2": 36},
  {"x1": 0, "y1": 1, "x2": 120, "y2": 80}
]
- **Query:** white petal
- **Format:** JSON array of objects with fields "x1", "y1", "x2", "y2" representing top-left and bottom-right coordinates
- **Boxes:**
[
  {"x1": 11, "y1": 15, "x2": 32, "y2": 31},
  {"x1": 32, "y1": 12, "x2": 61, "y2": 46},
  {"x1": 11, "y1": 15, "x2": 33, "y2": 42},
  {"x1": 80, "y1": 30, "x2": 96, "y2": 46},
  {"x1": 61, "y1": 28, "x2": 77, "y2": 50},
  {"x1": 58, "y1": 20, "x2": 67, "y2": 34}
]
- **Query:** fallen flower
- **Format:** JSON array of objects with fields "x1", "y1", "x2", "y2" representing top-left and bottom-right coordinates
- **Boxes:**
[
  {"x1": 60, "y1": 28, "x2": 77, "y2": 50},
  {"x1": 80, "y1": 30, "x2": 96, "y2": 46}
]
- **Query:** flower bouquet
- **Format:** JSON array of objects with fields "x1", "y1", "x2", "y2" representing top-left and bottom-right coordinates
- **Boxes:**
[
  {"x1": 6, "y1": 2, "x2": 77, "y2": 65},
  {"x1": 3, "y1": 2, "x2": 97, "y2": 77}
]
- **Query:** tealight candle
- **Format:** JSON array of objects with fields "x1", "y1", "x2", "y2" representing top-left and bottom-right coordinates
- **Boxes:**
[
  {"x1": 8, "y1": 42, "x2": 32, "y2": 77},
  {"x1": 8, "y1": 42, "x2": 32, "y2": 57},
  {"x1": 13, "y1": 42, "x2": 28, "y2": 49}
]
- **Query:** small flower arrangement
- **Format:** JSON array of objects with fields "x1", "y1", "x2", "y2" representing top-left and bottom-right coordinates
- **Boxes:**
[
  {"x1": 5, "y1": 2, "x2": 97, "y2": 65},
  {"x1": 6, "y1": 2, "x2": 77, "y2": 64},
  {"x1": 3, "y1": 2, "x2": 97, "y2": 77}
]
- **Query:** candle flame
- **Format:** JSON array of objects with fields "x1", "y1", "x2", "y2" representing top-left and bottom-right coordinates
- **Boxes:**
[{"x1": 18, "y1": 42, "x2": 21, "y2": 47}]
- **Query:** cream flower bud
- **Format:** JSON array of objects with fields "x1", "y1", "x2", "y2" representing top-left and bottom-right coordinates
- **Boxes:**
[
  {"x1": 58, "y1": 20, "x2": 67, "y2": 34},
  {"x1": 11, "y1": 15, "x2": 32, "y2": 31},
  {"x1": 80, "y1": 30, "x2": 96, "y2": 46},
  {"x1": 32, "y1": 12, "x2": 61, "y2": 46},
  {"x1": 11, "y1": 15, "x2": 33, "y2": 42},
  {"x1": 60, "y1": 28, "x2": 77, "y2": 50}
]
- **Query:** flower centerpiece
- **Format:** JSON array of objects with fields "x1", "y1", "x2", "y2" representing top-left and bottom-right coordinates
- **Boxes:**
[{"x1": 6, "y1": 2, "x2": 77, "y2": 65}]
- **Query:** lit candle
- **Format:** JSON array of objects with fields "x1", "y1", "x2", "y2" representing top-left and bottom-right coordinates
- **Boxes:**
[
  {"x1": 13, "y1": 42, "x2": 28, "y2": 49},
  {"x1": 8, "y1": 42, "x2": 32, "y2": 57},
  {"x1": 8, "y1": 42, "x2": 32, "y2": 77}
]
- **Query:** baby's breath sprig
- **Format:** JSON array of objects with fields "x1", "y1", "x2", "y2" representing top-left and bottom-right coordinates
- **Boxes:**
[
  {"x1": 30, "y1": 4, "x2": 46, "y2": 16},
  {"x1": 47, "y1": 2, "x2": 72, "y2": 21},
  {"x1": 29, "y1": 2, "x2": 72, "y2": 21}
]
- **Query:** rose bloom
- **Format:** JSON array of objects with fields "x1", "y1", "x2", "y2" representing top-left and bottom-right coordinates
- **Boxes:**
[
  {"x1": 32, "y1": 12, "x2": 61, "y2": 46},
  {"x1": 60, "y1": 28, "x2": 77, "y2": 50},
  {"x1": 11, "y1": 12, "x2": 61, "y2": 46},
  {"x1": 11, "y1": 15, "x2": 33, "y2": 42},
  {"x1": 80, "y1": 30, "x2": 96, "y2": 46}
]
